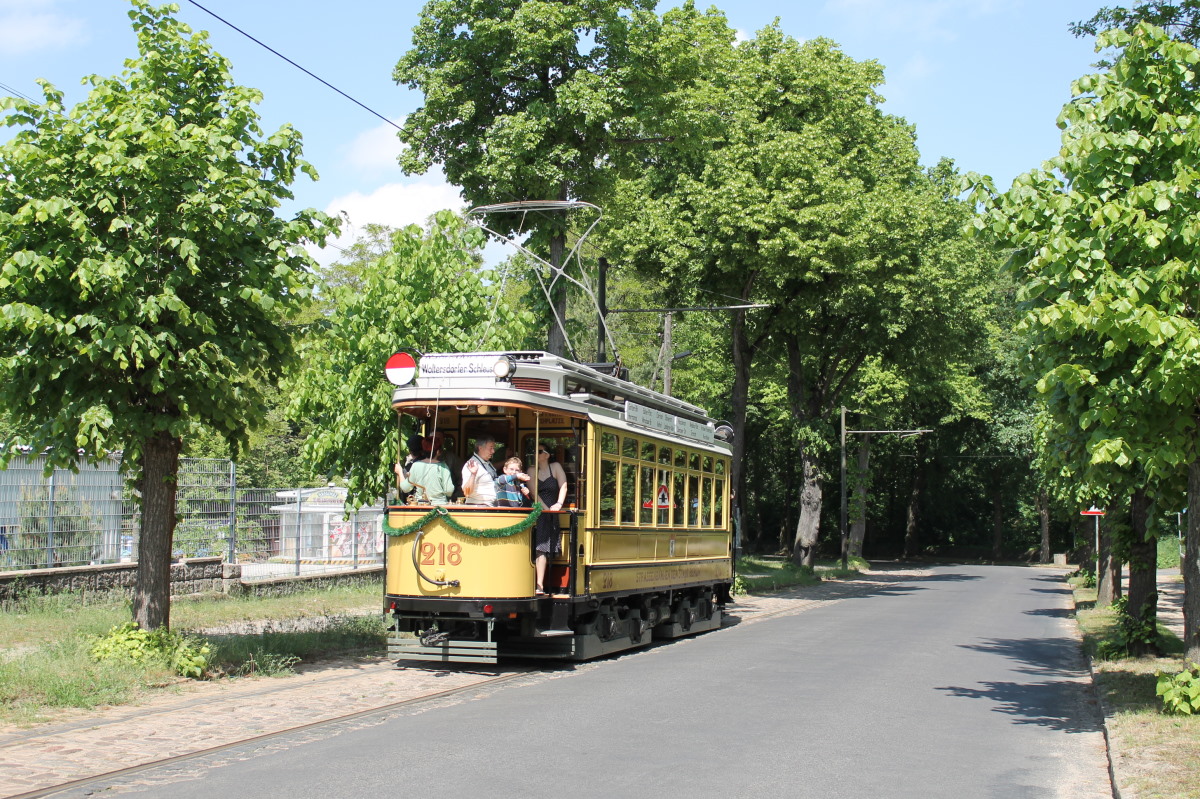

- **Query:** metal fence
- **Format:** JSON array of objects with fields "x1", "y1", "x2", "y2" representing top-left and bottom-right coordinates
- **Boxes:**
[{"x1": 0, "y1": 456, "x2": 384, "y2": 580}]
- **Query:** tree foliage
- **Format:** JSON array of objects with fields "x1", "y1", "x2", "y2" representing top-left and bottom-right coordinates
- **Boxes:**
[
  {"x1": 606, "y1": 26, "x2": 995, "y2": 566},
  {"x1": 291, "y1": 211, "x2": 536, "y2": 508},
  {"x1": 0, "y1": 1, "x2": 337, "y2": 628},
  {"x1": 976, "y1": 23, "x2": 1200, "y2": 641},
  {"x1": 395, "y1": 0, "x2": 734, "y2": 354}
]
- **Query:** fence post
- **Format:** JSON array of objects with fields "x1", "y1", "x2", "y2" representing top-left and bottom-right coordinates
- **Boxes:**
[
  {"x1": 352, "y1": 507, "x2": 359, "y2": 570},
  {"x1": 46, "y1": 468, "x2": 56, "y2": 568},
  {"x1": 295, "y1": 489, "x2": 302, "y2": 577},
  {"x1": 227, "y1": 460, "x2": 237, "y2": 564}
]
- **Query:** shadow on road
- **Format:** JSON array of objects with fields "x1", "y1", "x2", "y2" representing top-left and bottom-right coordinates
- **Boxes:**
[
  {"x1": 958, "y1": 635, "x2": 1087, "y2": 678},
  {"x1": 936, "y1": 679, "x2": 1102, "y2": 733},
  {"x1": 1023, "y1": 606, "x2": 1075, "y2": 619}
]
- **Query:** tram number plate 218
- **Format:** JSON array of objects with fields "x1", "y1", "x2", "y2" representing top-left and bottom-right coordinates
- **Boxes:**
[{"x1": 420, "y1": 542, "x2": 463, "y2": 566}]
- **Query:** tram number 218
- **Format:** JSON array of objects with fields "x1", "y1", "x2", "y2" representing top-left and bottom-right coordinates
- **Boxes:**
[{"x1": 420, "y1": 542, "x2": 463, "y2": 566}]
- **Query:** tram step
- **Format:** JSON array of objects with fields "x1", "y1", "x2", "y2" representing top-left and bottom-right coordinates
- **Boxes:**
[{"x1": 389, "y1": 638, "x2": 498, "y2": 664}]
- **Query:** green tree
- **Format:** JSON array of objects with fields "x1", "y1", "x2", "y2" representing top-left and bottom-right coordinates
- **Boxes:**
[
  {"x1": 977, "y1": 24, "x2": 1200, "y2": 655},
  {"x1": 395, "y1": 0, "x2": 734, "y2": 357},
  {"x1": 607, "y1": 28, "x2": 992, "y2": 567},
  {"x1": 0, "y1": 2, "x2": 337, "y2": 630},
  {"x1": 1074, "y1": 1, "x2": 1200, "y2": 44},
  {"x1": 291, "y1": 211, "x2": 535, "y2": 508}
]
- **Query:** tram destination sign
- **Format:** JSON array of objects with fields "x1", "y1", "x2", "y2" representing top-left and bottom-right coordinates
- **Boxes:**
[
  {"x1": 418, "y1": 354, "x2": 499, "y2": 375},
  {"x1": 625, "y1": 401, "x2": 713, "y2": 444}
]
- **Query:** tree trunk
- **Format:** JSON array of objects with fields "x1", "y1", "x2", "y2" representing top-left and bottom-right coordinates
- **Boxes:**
[
  {"x1": 1097, "y1": 516, "x2": 1118, "y2": 607},
  {"x1": 791, "y1": 443, "x2": 822, "y2": 568},
  {"x1": 848, "y1": 437, "x2": 870, "y2": 559},
  {"x1": 1037, "y1": 486, "x2": 1051, "y2": 564},
  {"x1": 546, "y1": 231, "x2": 569, "y2": 356},
  {"x1": 990, "y1": 467, "x2": 1004, "y2": 560},
  {"x1": 729, "y1": 307, "x2": 753, "y2": 522},
  {"x1": 903, "y1": 444, "x2": 925, "y2": 559},
  {"x1": 1126, "y1": 487, "x2": 1159, "y2": 656},
  {"x1": 132, "y1": 431, "x2": 182, "y2": 630},
  {"x1": 1185, "y1": 459, "x2": 1200, "y2": 663}
]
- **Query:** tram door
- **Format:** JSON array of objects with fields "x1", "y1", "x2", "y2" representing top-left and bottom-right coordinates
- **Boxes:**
[{"x1": 520, "y1": 420, "x2": 584, "y2": 594}]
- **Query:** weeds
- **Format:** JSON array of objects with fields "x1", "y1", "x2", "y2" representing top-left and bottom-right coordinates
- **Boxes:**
[
  {"x1": 0, "y1": 584, "x2": 386, "y2": 724},
  {"x1": 733, "y1": 556, "x2": 825, "y2": 594},
  {"x1": 1157, "y1": 664, "x2": 1200, "y2": 715},
  {"x1": 90, "y1": 622, "x2": 212, "y2": 678}
]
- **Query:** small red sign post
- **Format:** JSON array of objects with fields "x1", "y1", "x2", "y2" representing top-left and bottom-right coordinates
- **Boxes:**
[{"x1": 1080, "y1": 507, "x2": 1106, "y2": 578}]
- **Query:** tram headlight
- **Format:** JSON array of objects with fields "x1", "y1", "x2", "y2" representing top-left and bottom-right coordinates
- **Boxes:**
[{"x1": 492, "y1": 357, "x2": 515, "y2": 379}]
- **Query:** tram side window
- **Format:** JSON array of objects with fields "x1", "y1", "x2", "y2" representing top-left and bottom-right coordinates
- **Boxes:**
[
  {"x1": 599, "y1": 458, "x2": 617, "y2": 523},
  {"x1": 657, "y1": 468, "x2": 671, "y2": 526},
  {"x1": 622, "y1": 436, "x2": 638, "y2": 458},
  {"x1": 687, "y1": 473, "x2": 700, "y2": 526},
  {"x1": 672, "y1": 470, "x2": 685, "y2": 527},
  {"x1": 620, "y1": 463, "x2": 637, "y2": 524},
  {"x1": 601, "y1": 431, "x2": 618, "y2": 455},
  {"x1": 640, "y1": 464, "x2": 655, "y2": 525},
  {"x1": 701, "y1": 477, "x2": 713, "y2": 528},
  {"x1": 715, "y1": 478, "x2": 725, "y2": 528}
]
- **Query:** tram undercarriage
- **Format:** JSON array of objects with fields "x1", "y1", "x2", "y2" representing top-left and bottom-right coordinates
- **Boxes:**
[{"x1": 387, "y1": 585, "x2": 727, "y2": 664}]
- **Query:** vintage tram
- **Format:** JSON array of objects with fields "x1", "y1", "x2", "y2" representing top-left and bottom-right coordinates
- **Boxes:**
[{"x1": 383, "y1": 350, "x2": 734, "y2": 664}]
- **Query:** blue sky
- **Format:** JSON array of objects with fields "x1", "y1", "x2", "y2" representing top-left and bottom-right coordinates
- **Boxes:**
[{"x1": 1, "y1": 0, "x2": 1105, "y2": 263}]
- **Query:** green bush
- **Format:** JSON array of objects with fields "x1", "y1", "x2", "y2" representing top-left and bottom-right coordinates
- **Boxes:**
[
  {"x1": 90, "y1": 622, "x2": 212, "y2": 678},
  {"x1": 1158, "y1": 535, "x2": 1183, "y2": 569},
  {"x1": 1069, "y1": 567, "x2": 1097, "y2": 588},
  {"x1": 1157, "y1": 664, "x2": 1200, "y2": 715},
  {"x1": 1096, "y1": 597, "x2": 1160, "y2": 660}
]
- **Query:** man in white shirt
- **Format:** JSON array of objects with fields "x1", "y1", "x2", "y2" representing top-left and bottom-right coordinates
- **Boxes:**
[{"x1": 462, "y1": 435, "x2": 498, "y2": 506}]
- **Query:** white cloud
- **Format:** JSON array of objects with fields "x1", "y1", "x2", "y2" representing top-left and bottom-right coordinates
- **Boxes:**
[
  {"x1": 0, "y1": 1, "x2": 85, "y2": 55},
  {"x1": 309, "y1": 179, "x2": 466, "y2": 268},
  {"x1": 343, "y1": 118, "x2": 407, "y2": 173}
]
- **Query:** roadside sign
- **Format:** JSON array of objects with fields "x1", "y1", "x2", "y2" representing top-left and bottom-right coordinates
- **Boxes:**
[
  {"x1": 1080, "y1": 507, "x2": 1106, "y2": 516},
  {"x1": 643, "y1": 485, "x2": 671, "y2": 509}
]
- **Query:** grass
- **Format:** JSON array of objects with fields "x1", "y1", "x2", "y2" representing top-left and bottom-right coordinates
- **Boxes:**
[
  {"x1": 0, "y1": 582, "x2": 387, "y2": 725},
  {"x1": 0, "y1": 582, "x2": 383, "y2": 651},
  {"x1": 734, "y1": 554, "x2": 866, "y2": 594},
  {"x1": 1069, "y1": 578, "x2": 1200, "y2": 799}
]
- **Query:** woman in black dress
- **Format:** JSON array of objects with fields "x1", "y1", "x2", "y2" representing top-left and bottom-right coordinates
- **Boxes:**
[{"x1": 533, "y1": 444, "x2": 568, "y2": 595}]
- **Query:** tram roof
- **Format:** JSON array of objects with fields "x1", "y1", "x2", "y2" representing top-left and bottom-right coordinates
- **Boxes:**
[{"x1": 390, "y1": 351, "x2": 731, "y2": 450}]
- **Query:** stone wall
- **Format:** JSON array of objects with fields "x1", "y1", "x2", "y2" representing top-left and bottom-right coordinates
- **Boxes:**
[
  {"x1": 224, "y1": 565, "x2": 383, "y2": 598},
  {"x1": 0, "y1": 559, "x2": 382, "y2": 601}
]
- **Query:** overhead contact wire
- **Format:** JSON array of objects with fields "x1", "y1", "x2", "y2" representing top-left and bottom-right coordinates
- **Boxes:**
[{"x1": 183, "y1": 0, "x2": 401, "y2": 130}]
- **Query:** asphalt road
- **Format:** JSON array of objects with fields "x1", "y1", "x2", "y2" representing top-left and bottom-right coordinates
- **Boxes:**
[{"x1": 66, "y1": 565, "x2": 1113, "y2": 799}]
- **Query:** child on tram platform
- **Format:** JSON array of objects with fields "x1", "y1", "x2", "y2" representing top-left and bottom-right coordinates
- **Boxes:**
[{"x1": 495, "y1": 457, "x2": 532, "y2": 507}]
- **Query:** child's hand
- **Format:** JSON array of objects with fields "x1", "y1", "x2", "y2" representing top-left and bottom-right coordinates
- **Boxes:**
[{"x1": 516, "y1": 471, "x2": 530, "y2": 482}]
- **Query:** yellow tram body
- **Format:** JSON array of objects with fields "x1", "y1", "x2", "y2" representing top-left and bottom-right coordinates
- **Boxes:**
[
  {"x1": 383, "y1": 351, "x2": 734, "y2": 664},
  {"x1": 384, "y1": 509, "x2": 536, "y2": 599}
]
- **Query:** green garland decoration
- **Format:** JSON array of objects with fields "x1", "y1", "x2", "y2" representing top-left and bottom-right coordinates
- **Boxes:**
[{"x1": 384, "y1": 503, "x2": 544, "y2": 539}]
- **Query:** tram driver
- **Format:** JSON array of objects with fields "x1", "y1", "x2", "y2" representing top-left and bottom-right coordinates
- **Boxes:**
[{"x1": 462, "y1": 434, "x2": 499, "y2": 506}]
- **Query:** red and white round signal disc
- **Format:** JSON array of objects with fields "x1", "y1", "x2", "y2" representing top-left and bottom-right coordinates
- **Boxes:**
[{"x1": 385, "y1": 352, "x2": 417, "y2": 386}]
